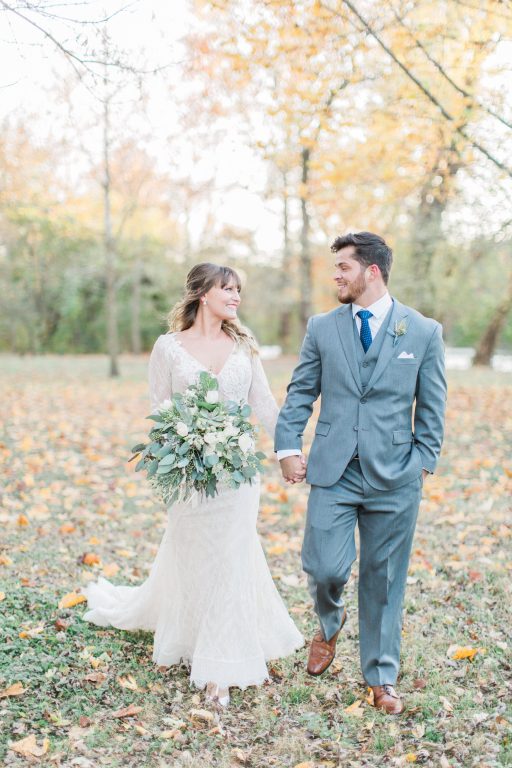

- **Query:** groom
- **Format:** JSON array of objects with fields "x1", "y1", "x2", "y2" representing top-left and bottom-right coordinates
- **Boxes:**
[{"x1": 275, "y1": 232, "x2": 446, "y2": 714}]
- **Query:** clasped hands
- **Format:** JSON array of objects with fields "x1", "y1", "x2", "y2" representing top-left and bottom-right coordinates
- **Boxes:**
[{"x1": 279, "y1": 454, "x2": 307, "y2": 484}]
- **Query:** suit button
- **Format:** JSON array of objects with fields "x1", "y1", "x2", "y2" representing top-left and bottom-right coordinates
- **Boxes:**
[
  {"x1": 353, "y1": 426, "x2": 359, "y2": 431},
  {"x1": 362, "y1": 361, "x2": 369, "y2": 367},
  {"x1": 360, "y1": 397, "x2": 367, "y2": 404}
]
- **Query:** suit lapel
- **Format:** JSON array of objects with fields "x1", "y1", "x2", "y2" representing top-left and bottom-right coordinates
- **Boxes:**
[
  {"x1": 365, "y1": 299, "x2": 410, "y2": 394},
  {"x1": 335, "y1": 305, "x2": 363, "y2": 393}
]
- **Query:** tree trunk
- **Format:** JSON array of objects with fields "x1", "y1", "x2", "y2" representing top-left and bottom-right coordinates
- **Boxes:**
[
  {"x1": 277, "y1": 171, "x2": 293, "y2": 351},
  {"x1": 131, "y1": 256, "x2": 142, "y2": 354},
  {"x1": 103, "y1": 66, "x2": 119, "y2": 378},
  {"x1": 298, "y1": 147, "x2": 312, "y2": 335},
  {"x1": 473, "y1": 276, "x2": 512, "y2": 366}
]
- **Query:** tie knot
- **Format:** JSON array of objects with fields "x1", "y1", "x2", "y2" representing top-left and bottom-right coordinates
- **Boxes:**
[{"x1": 357, "y1": 310, "x2": 373, "y2": 320}]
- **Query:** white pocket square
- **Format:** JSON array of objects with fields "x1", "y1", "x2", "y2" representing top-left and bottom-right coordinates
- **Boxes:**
[{"x1": 397, "y1": 351, "x2": 415, "y2": 359}]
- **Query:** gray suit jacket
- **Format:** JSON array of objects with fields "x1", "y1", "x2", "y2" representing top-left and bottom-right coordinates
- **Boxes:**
[{"x1": 274, "y1": 299, "x2": 447, "y2": 491}]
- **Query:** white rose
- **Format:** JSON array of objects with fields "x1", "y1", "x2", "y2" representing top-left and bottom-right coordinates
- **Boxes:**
[
  {"x1": 238, "y1": 433, "x2": 254, "y2": 454},
  {"x1": 224, "y1": 424, "x2": 239, "y2": 437},
  {"x1": 159, "y1": 399, "x2": 172, "y2": 411},
  {"x1": 176, "y1": 422, "x2": 189, "y2": 437},
  {"x1": 205, "y1": 390, "x2": 219, "y2": 404},
  {"x1": 204, "y1": 432, "x2": 219, "y2": 445}
]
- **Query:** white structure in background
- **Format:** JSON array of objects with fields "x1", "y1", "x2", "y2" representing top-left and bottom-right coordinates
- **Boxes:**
[{"x1": 262, "y1": 345, "x2": 512, "y2": 371}]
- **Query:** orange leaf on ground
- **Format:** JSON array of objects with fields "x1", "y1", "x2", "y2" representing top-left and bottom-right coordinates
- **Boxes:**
[
  {"x1": 82, "y1": 552, "x2": 100, "y2": 566},
  {"x1": 17, "y1": 514, "x2": 29, "y2": 526},
  {"x1": 111, "y1": 704, "x2": 143, "y2": 719},
  {"x1": 58, "y1": 591, "x2": 87, "y2": 609},
  {"x1": 0, "y1": 591, "x2": 5, "y2": 601},
  {"x1": 102, "y1": 562, "x2": 120, "y2": 577},
  {"x1": 0, "y1": 554, "x2": 13, "y2": 566},
  {"x1": 0, "y1": 682, "x2": 25, "y2": 698},
  {"x1": 452, "y1": 646, "x2": 486, "y2": 660},
  {"x1": 344, "y1": 699, "x2": 364, "y2": 716},
  {"x1": 9, "y1": 734, "x2": 49, "y2": 757},
  {"x1": 59, "y1": 523, "x2": 76, "y2": 534}
]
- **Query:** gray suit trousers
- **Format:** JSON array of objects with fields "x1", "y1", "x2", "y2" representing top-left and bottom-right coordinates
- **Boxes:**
[{"x1": 302, "y1": 459, "x2": 423, "y2": 686}]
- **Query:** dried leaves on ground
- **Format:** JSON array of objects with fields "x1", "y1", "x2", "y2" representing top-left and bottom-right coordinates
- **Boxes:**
[{"x1": 0, "y1": 356, "x2": 511, "y2": 767}]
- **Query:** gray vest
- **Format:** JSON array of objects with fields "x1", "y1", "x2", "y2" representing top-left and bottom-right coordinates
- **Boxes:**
[{"x1": 352, "y1": 306, "x2": 393, "y2": 457}]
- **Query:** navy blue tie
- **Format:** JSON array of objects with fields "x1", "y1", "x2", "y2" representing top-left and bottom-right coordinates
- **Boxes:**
[{"x1": 357, "y1": 310, "x2": 373, "y2": 353}]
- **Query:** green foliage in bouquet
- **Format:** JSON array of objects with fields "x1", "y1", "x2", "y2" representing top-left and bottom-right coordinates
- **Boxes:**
[{"x1": 129, "y1": 371, "x2": 266, "y2": 504}]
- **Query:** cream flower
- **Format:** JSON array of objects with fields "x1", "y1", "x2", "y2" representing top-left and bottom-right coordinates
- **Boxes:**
[
  {"x1": 238, "y1": 433, "x2": 254, "y2": 453},
  {"x1": 176, "y1": 422, "x2": 189, "y2": 437},
  {"x1": 205, "y1": 390, "x2": 219, "y2": 404}
]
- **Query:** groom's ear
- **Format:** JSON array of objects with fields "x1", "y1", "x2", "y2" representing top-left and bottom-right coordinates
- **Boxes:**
[{"x1": 367, "y1": 264, "x2": 381, "y2": 280}]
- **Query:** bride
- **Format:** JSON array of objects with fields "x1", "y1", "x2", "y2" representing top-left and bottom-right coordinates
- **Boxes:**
[{"x1": 82, "y1": 263, "x2": 304, "y2": 706}]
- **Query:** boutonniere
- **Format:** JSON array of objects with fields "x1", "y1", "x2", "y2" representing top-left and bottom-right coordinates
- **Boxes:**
[{"x1": 393, "y1": 319, "x2": 408, "y2": 346}]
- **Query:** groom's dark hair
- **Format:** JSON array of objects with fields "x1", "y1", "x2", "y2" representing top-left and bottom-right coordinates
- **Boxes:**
[{"x1": 331, "y1": 231, "x2": 393, "y2": 284}]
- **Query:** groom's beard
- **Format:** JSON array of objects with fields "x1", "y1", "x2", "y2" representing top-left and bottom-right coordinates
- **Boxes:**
[{"x1": 337, "y1": 271, "x2": 367, "y2": 304}]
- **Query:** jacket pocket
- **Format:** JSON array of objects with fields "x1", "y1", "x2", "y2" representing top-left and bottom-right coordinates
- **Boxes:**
[
  {"x1": 391, "y1": 358, "x2": 419, "y2": 365},
  {"x1": 392, "y1": 429, "x2": 414, "y2": 444},
  {"x1": 315, "y1": 421, "x2": 331, "y2": 436}
]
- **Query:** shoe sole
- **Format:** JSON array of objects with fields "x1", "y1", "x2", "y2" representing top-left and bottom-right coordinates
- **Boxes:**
[{"x1": 307, "y1": 610, "x2": 347, "y2": 677}]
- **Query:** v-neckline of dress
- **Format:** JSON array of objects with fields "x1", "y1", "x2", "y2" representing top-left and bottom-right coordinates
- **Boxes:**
[{"x1": 172, "y1": 333, "x2": 237, "y2": 377}]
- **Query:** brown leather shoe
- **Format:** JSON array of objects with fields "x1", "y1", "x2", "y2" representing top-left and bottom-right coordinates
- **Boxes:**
[
  {"x1": 371, "y1": 685, "x2": 404, "y2": 715},
  {"x1": 306, "y1": 609, "x2": 347, "y2": 676}
]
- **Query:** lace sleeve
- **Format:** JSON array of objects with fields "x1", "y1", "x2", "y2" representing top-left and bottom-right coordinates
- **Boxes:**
[
  {"x1": 148, "y1": 335, "x2": 172, "y2": 413},
  {"x1": 248, "y1": 352, "x2": 279, "y2": 438}
]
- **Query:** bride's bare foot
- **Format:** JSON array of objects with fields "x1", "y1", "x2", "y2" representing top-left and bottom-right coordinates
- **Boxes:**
[{"x1": 205, "y1": 681, "x2": 230, "y2": 707}]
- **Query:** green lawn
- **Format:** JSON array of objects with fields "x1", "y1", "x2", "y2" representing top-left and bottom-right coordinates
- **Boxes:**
[{"x1": 0, "y1": 354, "x2": 511, "y2": 767}]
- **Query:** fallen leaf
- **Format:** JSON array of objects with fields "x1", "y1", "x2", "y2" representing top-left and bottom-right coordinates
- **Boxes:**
[
  {"x1": 0, "y1": 591, "x2": 5, "y2": 601},
  {"x1": 118, "y1": 674, "x2": 139, "y2": 690},
  {"x1": 9, "y1": 734, "x2": 49, "y2": 757},
  {"x1": 440, "y1": 696, "x2": 454, "y2": 712},
  {"x1": 412, "y1": 723, "x2": 425, "y2": 738},
  {"x1": 0, "y1": 554, "x2": 13, "y2": 566},
  {"x1": 413, "y1": 678, "x2": 427, "y2": 689},
  {"x1": 0, "y1": 682, "x2": 25, "y2": 698},
  {"x1": 54, "y1": 618, "x2": 68, "y2": 632},
  {"x1": 17, "y1": 514, "x2": 30, "y2": 526},
  {"x1": 268, "y1": 544, "x2": 287, "y2": 556},
  {"x1": 79, "y1": 716, "x2": 92, "y2": 727},
  {"x1": 344, "y1": 699, "x2": 364, "y2": 716},
  {"x1": 405, "y1": 756, "x2": 417, "y2": 764},
  {"x1": 293, "y1": 763, "x2": 315, "y2": 768},
  {"x1": 59, "y1": 523, "x2": 76, "y2": 534},
  {"x1": 111, "y1": 704, "x2": 143, "y2": 719},
  {"x1": 82, "y1": 671, "x2": 107, "y2": 684},
  {"x1": 81, "y1": 552, "x2": 100, "y2": 566},
  {"x1": 59, "y1": 591, "x2": 87, "y2": 609},
  {"x1": 451, "y1": 646, "x2": 486, "y2": 660},
  {"x1": 189, "y1": 708, "x2": 215, "y2": 724},
  {"x1": 19, "y1": 623, "x2": 45, "y2": 639},
  {"x1": 232, "y1": 748, "x2": 250, "y2": 764},
  {"x1": 102, "y1": 562, "x2": 120, "y2": 577}
]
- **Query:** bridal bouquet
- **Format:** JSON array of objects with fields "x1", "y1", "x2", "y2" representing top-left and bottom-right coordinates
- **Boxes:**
[{"x1": 129, "y1": 371, "x2": 265, "y2": 504}]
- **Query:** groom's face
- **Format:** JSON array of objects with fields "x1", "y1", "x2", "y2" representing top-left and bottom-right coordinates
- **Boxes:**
[{"x1": 333, "y1": 246, "x2": 368, "y2": 304}]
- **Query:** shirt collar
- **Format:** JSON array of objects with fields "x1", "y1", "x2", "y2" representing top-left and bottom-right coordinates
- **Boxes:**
[{"x1": 352, "y1": 292, "x2": 392, "y2": 320}]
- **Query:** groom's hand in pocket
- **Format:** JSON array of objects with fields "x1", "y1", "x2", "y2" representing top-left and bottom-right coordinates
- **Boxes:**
[{"x1": 280, "y1": 454, "x2": 307, "y2": 484}]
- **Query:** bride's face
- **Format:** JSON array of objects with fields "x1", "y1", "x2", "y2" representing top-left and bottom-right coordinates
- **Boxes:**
[{"x1": 203, "y1": 279, "x2": 241, "y2": 320}]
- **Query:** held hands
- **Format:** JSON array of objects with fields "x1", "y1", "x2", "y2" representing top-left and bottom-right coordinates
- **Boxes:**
[{"x1": 279, "y1": 454, "x2": 307, "y2": 484}]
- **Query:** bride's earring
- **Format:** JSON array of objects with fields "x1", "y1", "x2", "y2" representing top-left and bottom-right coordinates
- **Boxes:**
[{"x1": 201, "y1": 297, "x2": 208, "y2": 306}]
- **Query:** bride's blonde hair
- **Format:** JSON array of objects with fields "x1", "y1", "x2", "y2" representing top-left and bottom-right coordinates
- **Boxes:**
[{"x1": 167, "y1": 263, "x2": 258, "y2": 354}]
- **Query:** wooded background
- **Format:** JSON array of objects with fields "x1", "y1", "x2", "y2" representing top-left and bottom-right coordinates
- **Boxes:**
[{"x1": 1, "y1": 0, "x2": 511, "y2": 374}]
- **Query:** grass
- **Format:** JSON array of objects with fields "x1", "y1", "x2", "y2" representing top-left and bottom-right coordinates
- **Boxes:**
[{"x1": 0, "y1": 353, "x2": 511, "y2": 767}]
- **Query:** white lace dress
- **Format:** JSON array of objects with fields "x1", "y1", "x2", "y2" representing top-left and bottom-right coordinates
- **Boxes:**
[{"x1": 82, "y1": 333, "x2": 303, "y2": 690}]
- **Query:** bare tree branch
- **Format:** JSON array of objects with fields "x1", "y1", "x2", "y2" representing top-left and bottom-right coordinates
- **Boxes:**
[
  {"x1": 392, "y1": 9, "x2": 512, "y2": 132},
  {"x1": 322, "y1": 0, "x2": 512, "y2": 180}
]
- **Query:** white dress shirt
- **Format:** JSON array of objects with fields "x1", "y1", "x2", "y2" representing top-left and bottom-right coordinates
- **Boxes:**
[{"x1": 276, "y1": 293, "x2": 392, "y2": 461}]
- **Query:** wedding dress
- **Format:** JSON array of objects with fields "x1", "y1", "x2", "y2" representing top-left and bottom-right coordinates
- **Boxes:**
[{"x1": 82, "y1": 333, "x2": 303, "y2": 690}]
